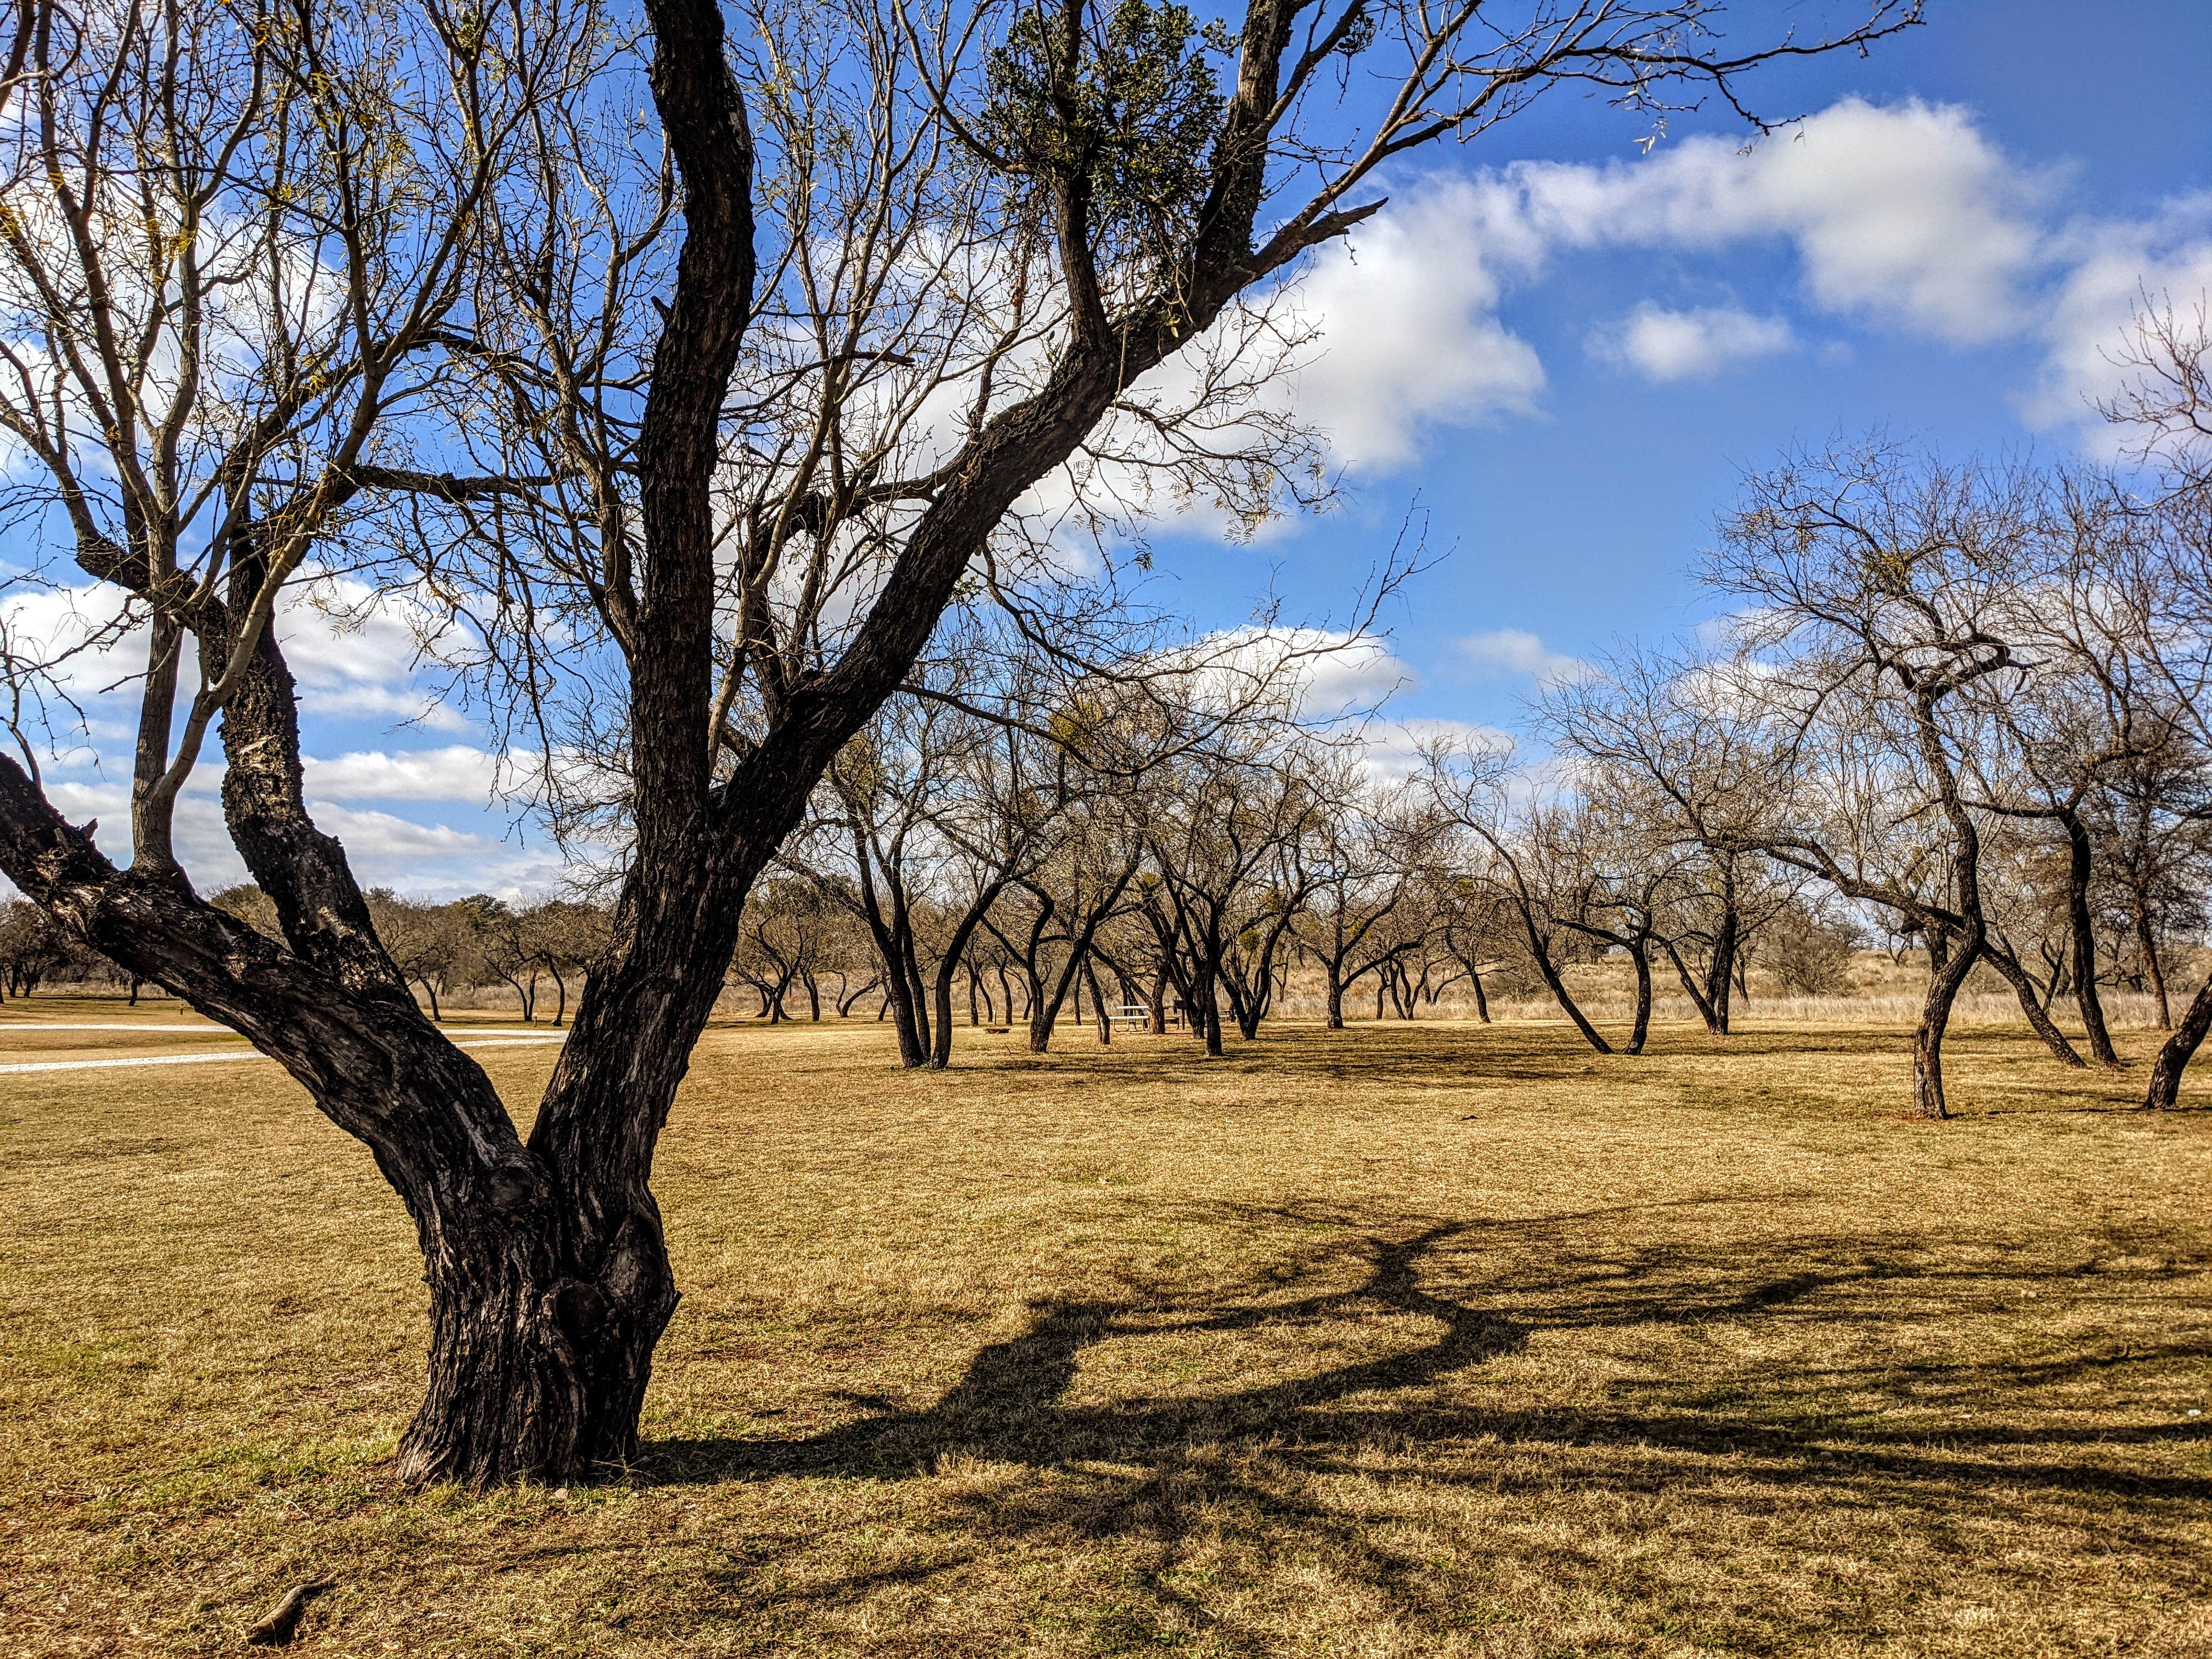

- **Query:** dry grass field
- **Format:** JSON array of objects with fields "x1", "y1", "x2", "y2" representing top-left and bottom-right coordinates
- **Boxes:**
[{"x1": 3, "y1": 997, "x2": 2209, "y2": 1657}]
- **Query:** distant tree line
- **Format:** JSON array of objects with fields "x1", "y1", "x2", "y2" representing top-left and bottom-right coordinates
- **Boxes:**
[
  {"x1": 206, "y1": 888, "x2": 612, "y2": 1025},
  {"x1": 764, "y1": 312, "x2": 2212, "y2": 1123}
]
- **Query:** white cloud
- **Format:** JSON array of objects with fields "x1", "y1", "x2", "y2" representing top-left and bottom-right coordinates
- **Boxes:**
[
  {"x1": 1499, "y1": 97, "x2": 2049, "y2": 345},
  {"x1": 1180, "y1": 625, "x2": 1414, "y2": 721},
  {"x1": 1292, "y1": 180, "x2": 1548, "y2": 470},
  {"x1": 1458, "y1": 628, "x2": 1590, "y2": 690},
  {"x1": 1356, "y1": 716, "x2": 1510, "y2": 784},
  {"x1": 2023, "y1": 194, "x2": 2212, "y2": 443},
  {"x1": 1587, "y1": 303, "x2": 1796, "y2": 382},
  {"x1": 1288, "y1": 97, "x2": 2063, "y2": 471},
  {"x1": 301, "y1": 804, "x2": 570, "y2": 899},
  {"x1": 301, "y1": 746, "x2": 507, "y2": 803},
  {"x1": 276, "y1": 573, "x2": 472, "y2": 732}
]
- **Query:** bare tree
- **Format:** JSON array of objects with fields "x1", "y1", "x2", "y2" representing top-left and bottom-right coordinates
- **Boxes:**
[
  {"x1": 731, "y1": 876, "x2": 829, "y2": 1019},
  {"x1": 1296, "y1": 769, "x2": 1433, "y2": 1028},
  {"x1": 367, "y1": 893, "x2": 479, "y2": 1023},
  {"x1": 0, "y1": 0, "x2": 1921, "y2": 1483},
  {"x1": 1542, "y1": 645, "x2": 1795, "y2": 1035},
  {"x1": 1423, "y1": 737, "x2": 1622, "y2": 1052},
  {"x1": 1703, "y1": 442, "x2": 2090, "y2": 1118},
  {"x1": 1141, "y1": 730, "x2": 1326, "y2": 1054},
  {"x1": 817, "y1": 692, "x2": 979, "y2": 1065}
]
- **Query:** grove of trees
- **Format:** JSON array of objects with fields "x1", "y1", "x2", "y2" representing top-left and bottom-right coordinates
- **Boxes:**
[{"x1": 1, "y1": 0, "x2": 2202, "y2": 1493}]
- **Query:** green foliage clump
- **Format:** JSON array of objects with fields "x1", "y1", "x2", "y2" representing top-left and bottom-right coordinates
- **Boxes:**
[{"x1": 983, "y1": 0, "x2": 1234, "y2": 251}]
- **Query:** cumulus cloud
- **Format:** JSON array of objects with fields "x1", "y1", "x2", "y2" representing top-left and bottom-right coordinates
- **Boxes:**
[
  {"x1": 1458, "y1": 628, "x2": 1590, "y2": 690},
  {"x1": 1356, "y1": 716, "x2": 1510, "y2": 784},
  {"x1": 1290, "y1": 97, "x2": 2078, "y2": 468},
  {"x1": 1497, "y1": 97, "x2": 2049, "y2": 344},
  {"x1": 1291, "y1": 180, "x2": 1548, "y2": 469},
  {"x1": 276, "y1": 572, "x2": 473, "y2": 732},
  {"x1": 2023, "y1": 194, "x2": 2212, "y2": 442},
  {"x1": 301, "y1": 746, "x2": 508, "y2": 803},
  {"x1": 1587, "y1": 303, "x2": 1796, "y2": 382}
]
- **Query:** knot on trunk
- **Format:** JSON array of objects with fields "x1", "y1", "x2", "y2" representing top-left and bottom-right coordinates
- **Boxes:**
[
  {"x1": 602, "y1": 1210, "x2": 672, "y2": 1311},
  {"x1": 550, "y1": 1278, "x2": 609, "y2": 1344},
  {"x1": 484, "y1": 1164, "x2": 538, "y2": 1214}
]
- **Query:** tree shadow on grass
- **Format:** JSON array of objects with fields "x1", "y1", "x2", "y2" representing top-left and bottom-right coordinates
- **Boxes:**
[
  {"x1": 636, "y1": 1198, "x2": 2212, "y2": 1653},
  {"x1": 647, "y1": 1197, "x2": 2211, "y2": 1492},
  {"x1": 652, "y1": 1217, "x2": 1524, "y2": 1485}
]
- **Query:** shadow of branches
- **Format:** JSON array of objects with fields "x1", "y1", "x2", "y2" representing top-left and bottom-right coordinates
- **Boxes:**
[{"x1": 636, "y1": 1195, "x2": 2211, "y2": 1652}]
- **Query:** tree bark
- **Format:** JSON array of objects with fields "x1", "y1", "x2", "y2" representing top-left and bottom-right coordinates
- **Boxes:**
[
  {"x1": 1083, "y1": 954, "x2": 1111, "y2": 1045},
  {"x1": 2145, "y1": 968, "x2": 2212, "y2": 1109},
  {"x1": 1705, "y1": 888, "x2": 1739, "y2": 1035},
  {"x1": 1911, "y1": 931, "x2": 1980, "y2": 1121},
  {"x1": 2056, "y1": 808, "x2": 2121, "y2": 1067},
  {"x1": 1468, "y1": 963, "x2": 1489, "y2": 1023},
  {"x1": 928, "y1": 878, "x2": 1008, "y2": 1069},
  {"x1": 2136, "y1": 906, "x2": 2172, "y2": 1029},
  {"x1": 1980, "y1": 938, "x2": 2087, "y2": 1069},
  {"x1": 1626, "y1": 942, "x2": 1652, "y2": 1056},
  {"x1": 398, "y1": 1191, "x2": 677, "y2": 1487}
]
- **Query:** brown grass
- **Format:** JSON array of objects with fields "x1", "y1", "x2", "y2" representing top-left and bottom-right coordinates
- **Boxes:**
[{"x1": 2, "y1": 996, "x2": 2209, "y2": 1657}]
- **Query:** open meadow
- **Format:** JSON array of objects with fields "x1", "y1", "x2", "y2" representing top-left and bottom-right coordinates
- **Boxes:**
[{"x1": 3, "y1": 999, "x2": 2209, "y2": 1658}]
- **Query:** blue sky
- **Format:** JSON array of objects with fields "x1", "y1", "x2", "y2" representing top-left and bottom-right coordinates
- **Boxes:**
[
  {"x1": 1153, "y1": 0, "x2": 2212, "y2": 742},
  {"x1": 13, "y1": 0, "x2": 2212, "y2": 897}
]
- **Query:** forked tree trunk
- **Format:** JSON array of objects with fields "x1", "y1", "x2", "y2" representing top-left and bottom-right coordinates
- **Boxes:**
[
  {"x1": 1517, "y1": 907, "x2": 1611, "y2": 1056},
  {"x1": 1662, "y1": 940, "x2": 1723, "y2": 1036},
  {"x1": 1705, "y1": 901, "x2": 1738, "y2": 1035},
  {"x1": 1324, "y1": 971, "x2": 1344, "y2": 1029},
  {"x1": 0, "y1": 0, "x2": 1903, "y2": 1497},
  {"x1": 1022, "y1": 963, "x2": 1051, "y2": 1052},
  {"x1": 1084, "y1": 956, "x2": 1111, "y2": 1045},
  {"x1": 877, "y1": 938, "x2": 926, "y2": 1063},
  {"x1": 928, "y1": 878, "x2": 1010, "y2": 1069}
]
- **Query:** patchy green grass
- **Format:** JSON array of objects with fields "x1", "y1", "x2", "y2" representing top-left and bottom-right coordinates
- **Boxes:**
[{"x1": 2, "y1": 1001, "x2": 2209, "y2": 1656}]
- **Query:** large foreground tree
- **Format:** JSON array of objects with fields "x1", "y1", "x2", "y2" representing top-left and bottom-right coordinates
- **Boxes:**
[{"x1": 0, "y1": 0, "x2": 1918, "y2": 1484}]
